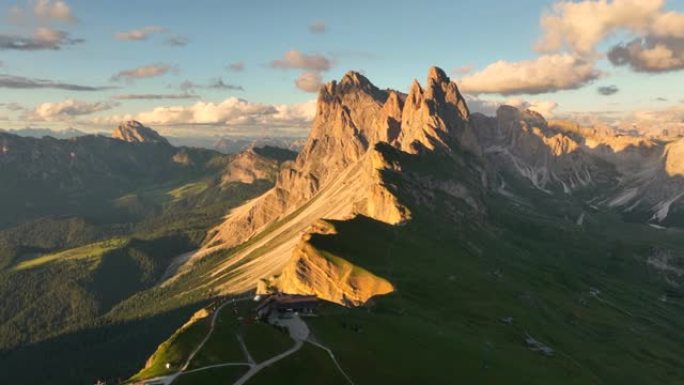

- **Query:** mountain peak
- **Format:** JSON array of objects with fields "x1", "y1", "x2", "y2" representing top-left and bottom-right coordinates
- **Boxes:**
[
  {"x1": 112, "y1": 120, "x2": 169, "y2": 145},
  {"x1": 496, "y1": 105, "x2": 547, "y2": 129},
  {"x1": 339, "y1": 70, "x2": 370, "y2": 86},
  {"x1": 197, "y1": 67, "x2": 481, "y2": 268},
  {"x1": 427, "y1": 66, "x2": 449, "y2": 82}
]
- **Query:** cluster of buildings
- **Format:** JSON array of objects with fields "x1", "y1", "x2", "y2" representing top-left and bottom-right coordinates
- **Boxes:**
[{"x1": 255, "y1": 293, "x2": 318, "y2": 319}]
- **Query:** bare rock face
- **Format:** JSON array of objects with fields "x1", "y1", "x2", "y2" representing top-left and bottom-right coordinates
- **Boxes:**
[
  {"x1": 172, "y1": 67, "x2": 684, "y2": 305},
  {"x1": 112, "y1": 120, "x2": 169, "y2": 145},
  {"x1": 180, "y1": 67, "x2": 478, "y2": 306},
  {"x1": 220, "y1": 148, "x2": 278, "y2": 185},
  {"x1": 257, "y1": 220, "x2": 394, "y2": 306},
  {"x1": 474, "y1": 106, "x2": 599, "y2": 193},
  {"x1": 202, "y1": 67, "x2": 475, "y2": 251},
  {"x1": 664, "y1": 138, "x2": 684, "y2": 178},
  {"x1": 168, "y1": 67, "x2": 684, "y2": 306},
  {"x1": 474, "y1": 105, "x2": 684, "y2": 224},
  {"x1": 399, "y1": 67, "x2": 476, "y2": 154}
]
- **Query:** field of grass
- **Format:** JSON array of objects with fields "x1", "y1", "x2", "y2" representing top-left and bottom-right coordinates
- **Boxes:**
[
  {"x1": 247, "y1": 343, "x2": 349, "y2": 385},
  {"x1": 173, "y1": 365, "x2": 249, "y2": 385},
  {"x1": 130, "y1": 299, "x2": 305, "y2": 383},
  {"x1": 129, "y1": 315, "x2": 212, "y2": 381},
  {"x1": 297, "y1": 200, "x2": 684, "y2": 384},
  {"x1": 242, "y1": 322, "x2": 294, "y2": 363},
  {"x1": 186, "y1": 303, "x2": 248, "y2": 369},
  {"x1": 13, "y1": 238, "x2": 126, "y2": 271},
  {"x1": 167, "y1": 182, "x2": 210, "y2": 201},
  {"x1": 0, "y1": 136, "x2": 297, "y2": 385}
]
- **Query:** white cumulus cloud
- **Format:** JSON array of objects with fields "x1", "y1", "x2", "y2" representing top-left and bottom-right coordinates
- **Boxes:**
[
  {"x1": 295, "y1": 71, "x2": 322, "y2": 93},
  {"x1": 309, "y1": 20, "x2": 327, "y2": 33},
  {"x1": 608, "y1": 37, "x2": 684, "y2": 72},
  {"x1": 9, "y1": 0, "x2": 77, "y2": 24},
  {"x1": 537, "y1": 0, "x2": 684, "y2": 57},
  {"x1": 0, "y1": 27, "x2": 82, "y2": 50},
  {"x1": 458, "y1": 54, "x2": 599, "y2": 95},
  {"x1": 25, "y1": 99, "x2": 116, "y2": 121},
  {"x1": 271, "y1": 50, "x2": 333, "y2": 71},
  {"x1": 33, "y1": 0, "x2": 76, "y2": 23},
  {"x1": 91, "y1": 98, "x2": 317, "y2": 131},
  {"x1": 466, "y1": 95, "x2": 558, "y2": 118},
  {"x1": 115, "y1": 26, "x2": 164, "y2": 41},
  {"x1": 111, "y1": 64, "x2": 173, "y2": 81}
]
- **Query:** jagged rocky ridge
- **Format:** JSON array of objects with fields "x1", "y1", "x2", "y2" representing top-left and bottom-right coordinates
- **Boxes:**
[
  {"x1": 175, "y1": 67, "x2": 684, "y2": 306},
  {"x1": 472, "y1": 107, "x2": 684, "y2": 225},
  {"x1": 175, "y1": 67, "x2": 484, "y2": 305}
]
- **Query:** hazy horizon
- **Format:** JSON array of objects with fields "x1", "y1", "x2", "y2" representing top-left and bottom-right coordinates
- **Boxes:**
[{"x1": 0, "y1": 0, "x2": 683, "y2": 139}]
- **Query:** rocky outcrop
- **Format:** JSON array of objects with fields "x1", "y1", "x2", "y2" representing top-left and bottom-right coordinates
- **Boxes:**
[
  {"x1": 179, "y1": 67, "x2": 478, "y2": 305},
  {"x1": 201, "y1": 67, "x2": 476, "y2": 252},
  {"x1": 474, "y1": 105, "x2": 684, "y2": 224},
  {"x1": 398, "y1": 67, "x2": 477, "y2": 155},
  {"x1": 664, "y1": 138, "x2": 684, "y2": 178},
  {"x1": 220, "y1": 148, "x2": 279, "y2": 185},
  {"x1": 176, "y1": 66, "x2": 684, "y2": 307},
  {"x1": 112, "y1": 120, "x2": 169, "y2": 145},
  {"x1": 473, "y1": 106, "x2": 602, "y2": 193},
  {"x1": 257, "y1": 220, "x2": 394, "y2": 306}
]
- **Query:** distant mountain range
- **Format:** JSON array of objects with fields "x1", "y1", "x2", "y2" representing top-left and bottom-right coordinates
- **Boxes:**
[
  {"x1": 1, "y1": 127, "x2": 98, "y2": 139},
  {"x1": 3, "y1": 126, "x2": 305, "y2": 154},
  {"x1": 0, "y1": 121, "x2": 298, "y2": 385}
]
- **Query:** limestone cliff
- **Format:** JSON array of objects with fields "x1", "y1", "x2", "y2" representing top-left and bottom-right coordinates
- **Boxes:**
[
  {"x1": 220, "y1": 148, "x2": 279, "y2": 185},
  {"x1": 201, "y1": 67, "x2": 475, "y2": 252},
  {"x1": 257, "y1": 220, "x2": 394, "y2": 306},
  {"x1": 112, "y1": 120, "x2": 169, "y2": 145},
  {"x1": 174, "y1": 66, "x2": 684, "y2": 307},
  {"x1": 664, "y1": 138, "x2": 684, "y2": 178},
  {"x1": 177, "y1": 67, "x2": 478, "y2": 306},
  {"x1": 473, "y1": 105, "x2": 684, "y2": 224}
]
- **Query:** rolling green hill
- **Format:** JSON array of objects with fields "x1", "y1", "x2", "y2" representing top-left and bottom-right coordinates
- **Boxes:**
[{"x1": 0, "y1": 125, "x2": 297, "y2": 384}]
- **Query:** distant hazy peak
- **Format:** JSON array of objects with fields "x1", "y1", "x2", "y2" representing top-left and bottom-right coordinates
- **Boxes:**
[{"x1": 112, "y1": 120, "x2": 169, "y2": 145}]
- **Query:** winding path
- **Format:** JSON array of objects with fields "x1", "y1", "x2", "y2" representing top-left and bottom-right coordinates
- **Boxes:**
[
  {"x1": 307, "y1": 339, "x2": 355, "y2": 385},
  {"x1": 181, "y1": 300, "x2": 232, "y2": 371},
  {"x1": 136, "y1": 297, "x2": 352, "y2": 385},
  {"x1": 232, "y1": 340, "x2": 304, "y2": 385}
]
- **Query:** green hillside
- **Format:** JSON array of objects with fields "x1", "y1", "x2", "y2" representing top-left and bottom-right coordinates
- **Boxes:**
[
  {"x1": 0, "y1": 132, "x2": 296, "y2": 385},
  {"x1": 101, "y1": 145, "x2": 684, "y2": 385}
]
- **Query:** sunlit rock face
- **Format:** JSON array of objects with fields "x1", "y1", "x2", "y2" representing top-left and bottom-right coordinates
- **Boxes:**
[
  {"x1": 664, "y1": 138, "x2": 684, "y2": 178},
  {"x1": 257, "y1": 220, "x2": 394, "y2": 306},
  {"x1": 472, "y1": 105, "x2": 684, "y2": 224},
  {"x1": 175, "y1": 66, "x2": 684, "y2": 306},
  {"x1": 200, "y1": 67, "x2": 475, "y2": 254},
  {"x1": 180, "y1": 67, "x2": 479, "y2": 306},
  {"x1": 112, "y1": 120, "x2": 169, "y2": 145},
  {"x1": 220, "y1": 148, "x2": 278, "y2": 185}
]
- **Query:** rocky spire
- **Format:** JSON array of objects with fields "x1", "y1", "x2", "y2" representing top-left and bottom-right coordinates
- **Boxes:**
[
  {"x1": 398, "y1": 66, "x2": 477, "y2": 154},
  {"x1": 199, "y1": 66, "x2": 480, "y2": 256},
  {"x1": 185, "y1": 67, "x2": 485, "y2": 305},
  {"x1": 112, "y1": 120, "x2": 169, "y2": 145}
]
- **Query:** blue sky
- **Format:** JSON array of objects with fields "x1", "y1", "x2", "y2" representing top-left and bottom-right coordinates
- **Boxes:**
[{"x1": 1, "y1": 0, "x2": 683, "y2": 136}]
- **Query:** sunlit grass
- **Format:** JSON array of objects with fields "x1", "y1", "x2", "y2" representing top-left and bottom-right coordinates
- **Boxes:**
[
  {"x1": 128, "y1": 314, "x2": 212, "y2": 381},
  {"x1": 13, "y1": 238, "x2": 127, "y2": 271},
  {"x1": 168, "y1": 182, "x2": 210, "y2": 201}
]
